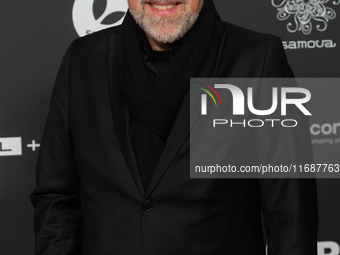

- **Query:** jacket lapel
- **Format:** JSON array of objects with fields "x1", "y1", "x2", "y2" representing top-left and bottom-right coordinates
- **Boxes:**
[
  {"x1": 107, "y1": 32, "x2": 146, "y2": 199},
  {"x1": 145, "y1": 91, "x2": 190, "y2": 197}
]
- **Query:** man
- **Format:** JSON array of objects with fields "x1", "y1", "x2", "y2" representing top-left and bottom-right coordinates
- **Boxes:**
[{"x1": 29, "y1": 0, "x2": 318, "y2": 254}]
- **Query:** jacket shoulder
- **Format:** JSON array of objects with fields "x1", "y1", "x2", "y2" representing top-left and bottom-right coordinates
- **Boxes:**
[
  {"x1": 215, "y1": 21, "x2": 292, "y2": 77},
  {"x1": 221, "y1": 21, "x2": 281, "y2": 45}
]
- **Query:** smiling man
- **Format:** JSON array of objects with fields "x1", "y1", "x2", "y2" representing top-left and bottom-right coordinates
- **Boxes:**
[{"x1": 29, "y1": 0, "x2": 318, "y2": 254}]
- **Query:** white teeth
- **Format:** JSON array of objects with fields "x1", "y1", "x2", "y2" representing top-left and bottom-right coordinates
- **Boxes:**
[{"x1": 150, "y1": 4, "x2": 176, "y2": 10}]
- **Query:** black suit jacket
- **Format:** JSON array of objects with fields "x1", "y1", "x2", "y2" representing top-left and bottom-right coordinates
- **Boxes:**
[{"x1": 29, "y1": 21, "x2": 318, "y2": 255}]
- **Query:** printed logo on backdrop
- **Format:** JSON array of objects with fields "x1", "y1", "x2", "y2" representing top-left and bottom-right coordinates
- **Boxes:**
[
  {"x1": 310, "y1": 122, "x2": 340, "y2": 145},
  {"x1": 0, "y1": 137, "x2": 22, "y2": 156},
  {"x1": 73, "y1": 0, "x2": 128, "y2": 37},
  {"x1": 271, "y1": 0, "x2": 339, "y2": 49},
  {"x1": 267, "y1": 241, "x2": 340, "y2": 255},
  {"x1": 318, "y1": 241, "x2": 340, "y2": 255},
  {"x1": 268, "y1": 241, "x2": 340, "y2": 255},
  {"x1": 0, "y1": 137, "x2": 40, "y2": 157}
]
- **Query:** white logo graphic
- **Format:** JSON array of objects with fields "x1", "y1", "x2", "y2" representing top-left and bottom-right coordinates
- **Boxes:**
[
  {"x1": 0, "y1": 137, "x2": 22, "y2": 156},
  {"x1": 318, "y1": 241, "x2": 340, "y2": 255},
  {"x1": 73, "y1": 0, "x2": 128, "y2": 37},
  {"x1": 310, "y1": 122, "x2": 340, "y2": 135},
  {"x1": 272, "y1": 0, "x2": 339, "y2": 35},
  {"x1": 282, "y1": 39, "x2": 336, "y2": 49},
  {"x1": 27, "y1": 140, "x2": 40, "y2": 151}
]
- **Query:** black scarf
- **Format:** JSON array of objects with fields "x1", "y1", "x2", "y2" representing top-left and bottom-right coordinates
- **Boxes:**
[{"x1": 117, "y1": 1, "x2": 222, "y2": 192}]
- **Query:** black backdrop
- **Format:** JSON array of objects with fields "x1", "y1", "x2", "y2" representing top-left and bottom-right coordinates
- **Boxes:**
[{"x1": 1, "y1": 0, "x2": 339, "y2": 254}]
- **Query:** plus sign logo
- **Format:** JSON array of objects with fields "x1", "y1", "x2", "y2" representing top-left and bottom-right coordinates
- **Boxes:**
[
  {"x1": 0, "y1": 137, "x2": 22, "y2": 156},
  {"x1": 72, "y1": 0, "x2": 128, "y2": 37},
  {"x1": 27, "y1": 140, "x2": 40, "y2": 151}
]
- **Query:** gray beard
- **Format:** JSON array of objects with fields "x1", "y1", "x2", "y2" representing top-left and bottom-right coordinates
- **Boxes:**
[{"x1": 130, "y1": 0, "x2": 204, "y2": 44}]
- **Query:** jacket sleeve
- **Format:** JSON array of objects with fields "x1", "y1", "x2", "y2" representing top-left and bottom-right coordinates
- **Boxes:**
[
  {"x1": 257, "y1": 35, "x2": 318, "y2": 255},
  {"x1": 29, "y1": 39, "x2": 83, "y2": 255}
]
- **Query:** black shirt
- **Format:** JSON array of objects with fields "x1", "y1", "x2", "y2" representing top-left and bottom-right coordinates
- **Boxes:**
[
  {"x1": 129, "y1": 29, "x2": 183, "y2": 190},
  {"x1": 137, "y1": 27, "x2": 182, "y2": 79}
]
